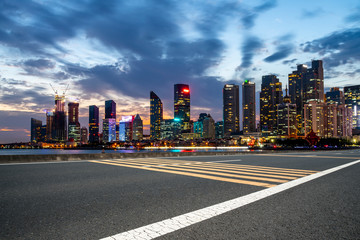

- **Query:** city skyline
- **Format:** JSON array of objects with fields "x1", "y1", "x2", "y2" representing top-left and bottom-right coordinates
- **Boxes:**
[{"x1": 1, "y1": 0, "x2": 360, "y2": 143}]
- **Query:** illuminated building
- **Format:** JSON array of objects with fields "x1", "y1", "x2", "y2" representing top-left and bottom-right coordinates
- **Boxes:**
[
  {"x1": 116, "y1": 123, "x2": 119, "y2": 141},
  {"x1": 54, "y1": 94, "x2": 67, "y2": 141},
  {"x1": 215, "y1": 121, "x2": 224, "y2": 139},
  {"x1": 223, "y1": 84, "x2": 239, "y2": 136},
  {"x1": 242, "y1": 80, "x2": 256, "y2": 134},
  {"x1": 89, "y1": 105, "x2": 99, "y2": 143},
  {"x1": 174, "y1": 84, "x2": 190, "y2": 133},
  {"x1": 288, "y1": 60, "x2": 324, "y2": 135},
  {"x1": 326, "y1": 87, "x2": 344, "y2": 105},
  {"x1": 68, "y1": 102, "x2": 80, "y2": 142},
  {"x1": 46, "y1": 111, "x2": 55, "y2": 141},
  {"x1": 304, "y1": 101, "x2": 325, "y2": 137},
  {"x1": 105, "y1": 100, "x2": 116, "y2": 119},
  {"x1": 80, "y1": 127, "x2": 88, "y2": 144},
  {"x1": 202, "y1": 114, "x2": 215, "y2": 139},
  {"x1": 344, "y1": 85, "x2": 360, "y2": 129},
  {"x1": 31, "y1": 118, "x2": 42, "y2": 143},
  {"x1": 260, "y1": 75, "x2": 282, "y2": 136},
  {"x1": 132, "y1": 114, "x2": 143, "y2": 141},
  {"x1": 193, "y1": 113, "x2": 215, "y2": 139},
  {"x1": 277, "y1": 88, "x2": 297, "y2": 137},
  {"x1": 160, "y1": 119, "x2": 181, "y2": 140},
  {"x1": 150, "y1": 91, "x2": 163, "y2": 140},
  {"x1": 103, "y1": 118, "x2": 116, "y2": 143},
  {"x1": 119, "y1": 116, "x2": 134, "y2": 141}
]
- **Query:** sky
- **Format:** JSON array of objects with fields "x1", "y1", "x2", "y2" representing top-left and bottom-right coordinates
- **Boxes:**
[{"x1": 0, "y1": 0, "x2": 360, "y2": 143}]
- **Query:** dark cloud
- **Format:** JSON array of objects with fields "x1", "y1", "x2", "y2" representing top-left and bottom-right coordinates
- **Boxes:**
[
  {"x1": 241, "y1": 0, "x2": 277, "y2": 29},
  {"x1": 302, "y1": 28, "x2": 360, "y2": 67},
  {"x1": 237, "y1": 36, "x2": 264, "y2": 69},
  {"x1": 22, "y1": 59, "x2": 55, "y2": 70},
  {"x1": 264, "y1": 44, "x2": 294, "y2": 62},
  {"x1": 345, "y1": 6, "x2": 360, "y2": 23},
  {"x1": 282, "y1": 58, "x2": 297, "y2": 65}
]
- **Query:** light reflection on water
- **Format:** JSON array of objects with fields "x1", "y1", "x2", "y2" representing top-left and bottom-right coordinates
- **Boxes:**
[{"x1": 0, "y1": 148, "x2": 253, "y2": 155}]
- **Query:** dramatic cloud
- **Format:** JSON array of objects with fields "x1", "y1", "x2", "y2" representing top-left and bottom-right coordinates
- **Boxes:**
[
  {"x1": 264, "y1": 44, "x2": 294, "y2": 62},
  {"x1": 302, "y1": 28, "x2": 360, "y2": 67},
  {"x1": 282, "y1": 58, "x2": 297, "y2": 65},
  {"x1": 241, "y1": 0, "x2": 278, "y2": 29},
  {"x1": 238, "y1": 36, "x2": 264, "y2": 69}
]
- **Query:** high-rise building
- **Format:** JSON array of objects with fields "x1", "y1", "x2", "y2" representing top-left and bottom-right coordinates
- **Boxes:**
[
  {"x1": 260, "y1": 75, "x2": 282, "y2": 136},
  {"x1": 31, "y1": 118, "x2": 42, "y2": 143},
  {"x1": 103, "y1": 118, "x2": 116, "y2": 143},
  {"x1": 54, "y1": 94, "x2": 67, "y2": 141},
  {"x1": 326, "y1": 87, "x2": 344, "y2": 105},
  {"x1": 203, "y1": 114, "x2": 215, "y2": 139},
  {"x1": 223, "y1": 84, "x2": 239, "y2": 136},
  {"x1": 304, "y1": 101, "x2": 326, "y2": 137},
  {"x1": 242, "y1": 80, "x2": 256, "y2": 133},
  {"x1": 288, "y1": 60, "x2": 324, "y2": 135},
  {"x1": 344, "y1": 85, "x2": 360, "y2": 129},
  {"x1": 174, "y1": 84, "x2": 190, "y2": 133},
  {"x1": 215, "y1": 121, "x2": 224, "y2": 139},
  {"x1": 68, "y1": 102, "x2": 80, "y2": 142},
  {"x1": 89, "y1": 105, "x2": 99, "y2": 143},
  {"x1": 119, "y1": 116, "x2": 134, "y2": 141},
  {"x1": 160, "y1": 119, "x2": 182, "y2": 140},
  {"x1": 46, "y1": 111, "x2": 55, "y2": 141},
  {"x1": 80, "y1": 127, "x2": 88, "y2": 144},
  {"x1": 132, "y1": 114, "x2": 143, "y2": 141},
  {"x1": 150, "y1": 91, "x2": 163, "y2": 140},
  {"x1": 277, "y1": 89, "x2": 297, "y2": 138},
  {"x1": 105, "y1": 100, "x2": 116, "y2": 119}
]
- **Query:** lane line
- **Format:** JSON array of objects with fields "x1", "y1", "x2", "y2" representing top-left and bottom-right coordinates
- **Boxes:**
[
  {"x1": 256, "y1": 154, "x2": 360, "y2": 159},
  {"x1": 99, "y1": 160, "x2": 288, "y2": 183},
  {"x1": 89, "y1": 160, "x2": 276, "y2": 188},
  {"x1": 100, "y1": 159, "x2": 360, "y2": 240},
  {"x1": 0, "y1": 160, "x2": 87, "y2": 166}
]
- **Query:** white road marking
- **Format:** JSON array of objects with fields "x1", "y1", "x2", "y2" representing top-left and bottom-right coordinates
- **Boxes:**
[
  {"x1": 100, "y1": 159, "x2": 360, "y2": 240},
  {"x1": 207, "y1": 159, "x2": 242, "y2": 163}
]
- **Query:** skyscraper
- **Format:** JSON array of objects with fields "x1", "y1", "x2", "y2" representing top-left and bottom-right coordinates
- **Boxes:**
[
  {"x1": 242, "y1": 80, "x2": 256, "y2": 133},
  {"x1": 89, "y1": 105, "x2": 99, "y2": 143},
  {"x1": 132, "y1": 114, "x2": 143, "y2": 141},
  {"x1": 80, "y1": 127, "x2": 88, "y2": 144},
  {"x1": 119, "y1": 116, "x2": 134, "y2": 141},
  {"x1": 105, "y1": 100, "x2": 116, "y2": 119},
  {"x1": 344, "y1": 85, "x2": 360, "y2": 129},
  {"x1": 174, "y1": 84, "x2": 190, "y2": 133},
  {"x1": 150, "y1": 91, "x2": 163, "y2": 140},
  {"x1": 54, "y1": 94, "x2": 67, "y2": 141},
  {"x1": 288, "y1": 60, "x2": 324, "y2": 135},
  {"x1": 326, "y1": 87, "x2": 344, "y2": 105},
  {"x1": 277, "y1": 88, "x2": 297, "y2": 137},
  {"x1": 31, "y1": 118, "x2": 42, "y2": 143},
  {"x1": 223, "y1": 84, "x2": 239, "y2": 136},
  {"x1": 215, "y1": 121, "x2": 224, "y2": 139},
  {"x1": 103, "y1": 118, "x2": 116, "y2": 143},
  {"x1": 260, "y1": 75, "x2": 283, "y2": 136},
  {"x1": 46, "y1": 110, "x2": 55, "y2": 141},
  {"x1": 68, "y1": 102, "x2": 80, "y2": 142}
]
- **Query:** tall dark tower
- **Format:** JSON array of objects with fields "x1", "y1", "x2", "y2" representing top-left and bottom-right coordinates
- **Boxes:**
[
  {"x1": 68, "y1": 102, "x2": 80, "y2": 142},
  {"x1": 54, "y1": 94, "x2": 67, "y2": 141},
  {"x1": 305, "y1": 60, "x2": 324, "y2": 102},
  {"x1": 242, "y1": 80, "x2": 256, "y2": 133},
  {"x1": 150, "y1": 91, "x2": 163, "y2": 140},
  {"x1": 260, "y1": 75, "x2": 283, "y2": 136},
  {"x1": 105, "y1": 100, "x2": 116, "y2": 119},
  {"x1": 89, "y1": 105, "x2": 99, "y2": 143},
  {"x1": 223, "y1": 84, "x2": 239, "y2": 136},
  {"x1": 174, "y1": 84, "x2": 190, "y2": 132}
]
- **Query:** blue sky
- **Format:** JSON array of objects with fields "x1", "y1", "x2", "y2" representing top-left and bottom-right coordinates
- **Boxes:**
[{"x1": 0, "y1": 0, "x2": 359, "y2": 143}]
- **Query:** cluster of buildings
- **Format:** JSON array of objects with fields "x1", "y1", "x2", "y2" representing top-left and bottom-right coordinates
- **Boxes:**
[{"x1": 30, "y1": 60, "x2": 360, "y2": 146}]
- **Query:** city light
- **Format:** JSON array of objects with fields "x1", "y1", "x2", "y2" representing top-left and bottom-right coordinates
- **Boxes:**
[{"x1": 183, "y1": 88, "x2": 189, "y2": 93}]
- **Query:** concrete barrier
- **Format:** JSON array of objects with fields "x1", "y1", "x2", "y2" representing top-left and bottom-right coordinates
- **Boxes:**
[{"x1": 0, "y1": 151, "x2": 270, "y2": 164}]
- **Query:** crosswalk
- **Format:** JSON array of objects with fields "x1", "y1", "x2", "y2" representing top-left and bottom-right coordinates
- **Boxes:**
[{"x1": 89, "y1": 158, "x2": 318, "y2": 188}]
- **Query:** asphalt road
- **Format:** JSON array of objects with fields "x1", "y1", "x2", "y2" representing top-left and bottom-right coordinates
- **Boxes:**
[{"x1": 1, "y1": 149, "x2": 359, "y2": 239}]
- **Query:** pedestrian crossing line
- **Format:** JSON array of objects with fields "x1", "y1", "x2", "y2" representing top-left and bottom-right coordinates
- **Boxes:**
[
  {"x1": 123, "y1": 158, "x2": 317, "y2": 174},
  {"x1": 195, "y1": 162, "x2": 315, "y2": 175},
  {"x1": 101, "y1": 159, "x2": 301, "y2": 180},
  {"x1": 89, "y1": 160, "x2": 277, "y2": 188},
  {"x1": 109, "y1": 158, "x2": 314, "y2": 176},
  {"x1": 101, "y1": 159, "x2": 288, "y2": 183},
  {"x1": 200, "y1": 162, "x2": 318, "y2": 174}
]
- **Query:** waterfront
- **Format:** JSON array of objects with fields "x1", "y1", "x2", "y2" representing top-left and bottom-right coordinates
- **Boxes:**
[{"x1": 0, "y1": 147, "x2": 252, "y2": 155}]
